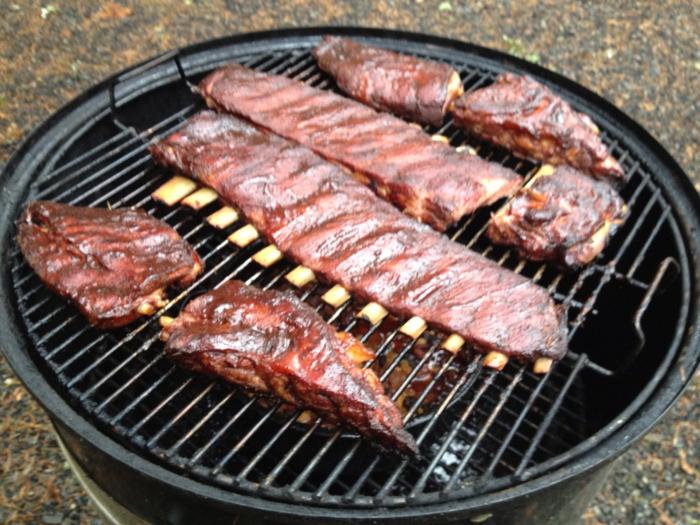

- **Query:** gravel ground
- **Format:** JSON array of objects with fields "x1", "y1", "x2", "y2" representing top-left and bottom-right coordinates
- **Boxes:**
[{"x1": 0, "y1": 1, "x2": 698, "y2": 523}]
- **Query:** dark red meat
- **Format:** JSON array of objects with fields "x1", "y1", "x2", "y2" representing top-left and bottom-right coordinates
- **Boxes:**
[
  {"x1": 453, "y1": 73, "x2": 624, "y2": 184},
  {"x1": 313, "y1": 36, "x2": 463, "y2": 126},
  {"x1": 161, "y1": 280, "x2": 417, "y2": 454},
  {"x1": 150, "y1": 111, "x2": 566, "y2": 362},
  {"x1": 197, "y1": 63, "x2": 521, "y2": 232},
  {"x1": 487, "y1": 166, "x2": 627, "y2": 268},
  {"x1": 16, "y1": 201, "x2": 202, "y2": 328}
]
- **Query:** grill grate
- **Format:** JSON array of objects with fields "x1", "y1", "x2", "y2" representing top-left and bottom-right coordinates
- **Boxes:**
[{"x1": 7, "y1": 36, "x2": 686, "y2": 507}]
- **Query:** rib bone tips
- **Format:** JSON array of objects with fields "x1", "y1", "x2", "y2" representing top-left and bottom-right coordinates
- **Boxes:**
[
  {"x1": 483, "y1": 351, "x2": 508, "y2": 370},
  {"x1": 228, "y1": 224, "x2": 259, "y2": 248},
  {"x1": 322, "y1": 285, "x2": 351, "y2": 307},
  {"x1": 441, "y1": 334, "x2": 465, "y2": 354},
  {"x1": 358, "y1": 302, "x2": 389, "y2": 325},
  {"x1": 456, "y1": 145, "x2": 478, "y2": 155},
  {"x1": 182, "y1": 187, "x2": 218, "y2": 210},
  {"x1": 207, "y1": 206, "x2": 239, "y2": 229},
  {"x1": 342, "y1": 336, "x2": 375, "y2": 365},
  {"x1": 137, "y1": 302, "x2": 157, "y2": 316},
  {"x1": 536, "y1": 164, "x2": 556, "y2": 177},
  {"x1": 431, "y1": 134, "x2": 450, "y2": 144},
  {"x1": 533, "y1": 358, "x2": 553, "y2": 374},
  {"x1": 399, "y1": 316, "x2": 427, "y2": 339},
  {"x1": 252, "y1": 245, "x2": 283, "y2": 267},
  {"x1": 286, "y1": 266, "x2": 316, "y2": 288},
  {"x1": 152, "y1": 176, "x2": 197, "y2": 206}
]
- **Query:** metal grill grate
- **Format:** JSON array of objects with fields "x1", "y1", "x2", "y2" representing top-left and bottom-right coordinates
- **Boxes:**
[{"x1": 7, "y1": 36, "x2": 686, "y2": 508}]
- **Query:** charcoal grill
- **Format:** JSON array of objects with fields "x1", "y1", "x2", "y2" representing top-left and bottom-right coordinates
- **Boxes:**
[{"x1": 1, "y1": 28, "x2": 699, "y2": 524}]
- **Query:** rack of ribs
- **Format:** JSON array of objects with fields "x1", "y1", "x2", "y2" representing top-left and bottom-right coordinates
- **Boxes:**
[
  {"x1": 313, "y1": 35, "x2": 463, "y2": 126},
  {"x1": 487, "y1": 166, "x2": 628, "y2": 268},
  {"x1": 150, "y1": 111, "x2": 566, "y2": 363},
  {"x1": 197, "y1": 63, "x2": 521, "y2": 232},
  {"x1": 160, "y1": 280, "x2": 417, "y2": 454},
  {"x1": 16, "y1": 201, "x2": 203, "y2": 328},
  {"x1": 452, "y1": 73, "x2": 624, "y2": 184}
]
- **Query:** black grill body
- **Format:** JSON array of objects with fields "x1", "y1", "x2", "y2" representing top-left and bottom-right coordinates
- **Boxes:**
[{"x1": 1, "y1": 28, "x2": 699, "y2": 525}]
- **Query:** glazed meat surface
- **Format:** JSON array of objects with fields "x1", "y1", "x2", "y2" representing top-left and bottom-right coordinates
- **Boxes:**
[
  {"x1": 488, "y1": 166, "x2": 627, "y2": 268},
  {"x1": 313, "y1": 36, "x2": 463, "y2": 126},
  {"x1": 161, "y1": 280, "x2": 417, "y2": 454},
  {"x1": 197, "y1": 63, "x2": 521, "y2": 232},
  {"x1": 16, "y1": 201, "x2": 202, "y2": 328},
  {"x1": 453, "y1": 74, "x2": 624, "y2": 184},
  {"x1": 150, "y1": 111, "x2": 566, "y2": 361}
]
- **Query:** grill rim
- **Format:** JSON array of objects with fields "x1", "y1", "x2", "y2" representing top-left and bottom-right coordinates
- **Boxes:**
[{"x1": 1, "y1": 26, "x2": 699, "y2": 521}]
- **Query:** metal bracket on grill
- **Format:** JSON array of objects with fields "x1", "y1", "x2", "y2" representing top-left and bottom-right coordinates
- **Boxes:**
[
  {"x1": 108, "y1": 49, "x2": 191, "y2": 132},
  {"x1": 616, "y1": 256, "x2": 679, "y2": 375}
]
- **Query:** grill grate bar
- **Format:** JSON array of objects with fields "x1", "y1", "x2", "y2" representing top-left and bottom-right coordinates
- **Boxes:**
[
  {"x1": 211, "y1": 399, "x2": 283, "y2": 476},
  {"x1": 107, "y1": 364, "x2": 177, "y2": 426},
  {"x1": 37, "y1": 105, "x2": 195, "y2": 201},
  {"x1": 515, "y1": 354, "x2": 588, "y2": 477},
  {"x1": 273, "y1": 321, "x2": 408, "y2": 491},
  {"x1": 186, "y1": 396, "x2": 260, "y2": 467},
  {"x1": 360, "y1": 356, "x2": 483, "y2": 500},
  {"x1": 443, "y1": 367, "x2": 527, "y2": 492},
  {"x1": 389, "y1": 339, "x2": 445, "y2": 400},
  {"x1": 234, "y1": 406, "x2": 304, "y2": 481},
  {"x1": 99, "y1": 356, "x2": 172, "y2": 418},
  {"x1": 626, "y1": 207, "x2": 671, "y2": 278},
  {"x1": 263, "y1": 418, "x2": 323, "y2": 487},
  {"x1": 312, "y1": 338, "x2": 445, "y2": 499},
  {"x1": 383, "y1": 361, "x2": 494, "y2": 499},
  {"x1": 127, "y1": 377, "x2": 195, "y2": 438},
  {"x1": 288, "y1": 430, "x2": 343, "y2": 492},
  {"x1": 613, "y1": 191, "x2": 661, "y2": 264},
  {"x1": 34, "y1": 128, "x2": 135, "y2": 188},
  {"x1": 253, "y1": 316, "x2": 392, "y2": 488},
  {"x1": 147, "y1": 381, "x2": 217, "y2": 448}
]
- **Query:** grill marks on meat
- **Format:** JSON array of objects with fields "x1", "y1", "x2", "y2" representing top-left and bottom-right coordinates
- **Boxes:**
[
  {"x1": 313, "y1": 36, "x2": 463, "y2": 126},
  {"x1": 453, "y1": 73, "x2": 624, "y2": 184},
  {"x1": 197, "y1": 63, "x2": 521, "y2": 232},
  {"x1": 16, "y1": 201, "x2": 202, "y2": 328},
  {"x1": 161, "y1": 280, "x2": 417, "y2": 454},
  {"x1": 487, "y1": 167, "x2": 627, "y2": 268},
  {"x1": 150, "y1": 111, "x2": 566, "y2": 361}
]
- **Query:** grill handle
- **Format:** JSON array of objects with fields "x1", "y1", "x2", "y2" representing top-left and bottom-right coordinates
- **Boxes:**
[
  {"x1": 109, "y1": 49, "x2": 191, "y2": 131},
  {"x1": 616, "y1": 256, "x2": 679, "y2": 375}
]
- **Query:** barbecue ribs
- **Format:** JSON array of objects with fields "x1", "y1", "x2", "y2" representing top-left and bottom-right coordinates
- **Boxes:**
[
  {"x1": 487, "y1": 166, "x2": 627, "y2": 268},
  {"x1": 16, "y1": 201, "x2": 202, "y2": 328},
  {"x1": 150, "y1": 111, "x2": 566, "y2": 362},
  {"x1": 313, "y1": 36, "x2": 463, "y2": 126},
  {"x1": 453, "y1": 73, "x2": 624, "y2": 183},
  {"x1": 197, "y1": 63, "x2": 521, "y2": 232},
  {"x1": 161, "y1": 280, "x2": 417, "y2": 454}
]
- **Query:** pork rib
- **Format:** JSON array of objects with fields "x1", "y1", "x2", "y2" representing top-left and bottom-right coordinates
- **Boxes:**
[
  {"x1": 150, "y1": 111, "x2": 566, "y2": 362},
  {"x1": 452, "y1": 73, "x2": 624, "y2": 184},
  {"x1": 313, "y1": 36, "x2": 463, "y2": 126},
  {"x1": 161, "y1": 280, "x2": 417, "y2": 454},
  {"x1": 197, "y1": 63, "x2": 521, "y2": 232},
  {"x1": 16, "y1": 201, "x2": 203, "y2": 328},
  {"x1": 487, "y1": 166, "x2": 627, "y2": 268}
]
